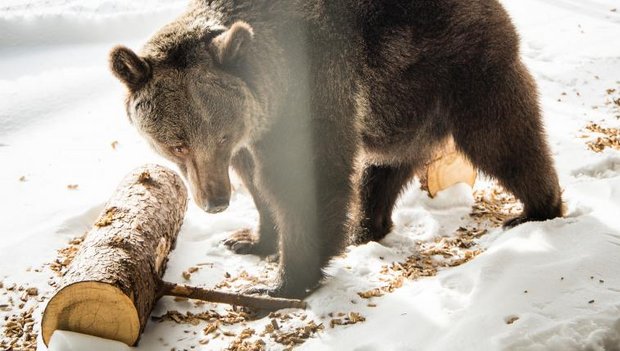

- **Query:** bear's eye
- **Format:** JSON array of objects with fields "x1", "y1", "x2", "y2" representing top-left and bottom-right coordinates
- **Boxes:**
[
  {"x1": 219, "y1": 135, "x2": 228, "y2": 145},
  {"x1": 171, "y1": 144, "x2": 189, "y2": 156}
]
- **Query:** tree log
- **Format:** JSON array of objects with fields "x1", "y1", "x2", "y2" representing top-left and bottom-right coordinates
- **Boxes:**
[
  {"x1": 41, "y1": 164, "x2": 188, "y2": 346},
  {"x1": 41, "y1": 164, "x2": 307, "y2": 347}
]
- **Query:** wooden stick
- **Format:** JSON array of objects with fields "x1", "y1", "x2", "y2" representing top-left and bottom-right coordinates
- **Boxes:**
[{"x1": 159, "y1": 281, "x2": 307, "y2": 310}]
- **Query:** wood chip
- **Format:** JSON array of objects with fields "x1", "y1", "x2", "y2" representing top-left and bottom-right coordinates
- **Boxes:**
[
  {"x1": 48, "y1": 235, "x2": 85, "y2": 276},
  {"x1": 204, "y1": 322, "x2": 219, "y2": 335},
  {"x1": 269, "y1": 320, "x2": 323, "y2": 346},
  {"x1": 0, "y1": 307, "x2": 36, "y2": 350},
  {"x1": 505, "y1": 316, "x2": 519, "y2": 324},
  {"x1": 94, "y1": 207, "x2": 123, "y2": 227},
  {"x1": 137, "y1": 171, "x2": 152, "y2": 184},
  {"x1": 584, "y1": 122, "x2": 620, "y2": 153},
  {"x1": 357, "y1": 288, "x2": 383, "y2": 299}
]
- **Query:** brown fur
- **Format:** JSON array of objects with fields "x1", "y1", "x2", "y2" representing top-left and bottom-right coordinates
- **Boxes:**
[{"x1": 109, "y1": 0, "x2": 563, "y2": 298}]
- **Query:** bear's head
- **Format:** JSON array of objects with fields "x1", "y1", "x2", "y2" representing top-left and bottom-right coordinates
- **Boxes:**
[{"x1": 109, "y1": 21, "x2": 256, "y2": 214}]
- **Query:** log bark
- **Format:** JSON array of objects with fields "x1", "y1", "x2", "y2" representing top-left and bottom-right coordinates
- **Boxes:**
[{"x1": 41, "y1": 164, "x2": 188, "y2": 346}]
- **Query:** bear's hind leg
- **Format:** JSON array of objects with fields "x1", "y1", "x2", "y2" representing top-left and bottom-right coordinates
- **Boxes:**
[
  {"x1": 352, "y1": 164, "x2": 414, "y2": 244},
  {"x1": 452, "y1": 62, "x2": 563, "y2": 228}
]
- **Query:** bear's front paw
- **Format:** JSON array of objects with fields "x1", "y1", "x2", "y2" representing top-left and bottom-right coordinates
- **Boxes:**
[{"x1": 223, "y1": 228, "x2": 278, "y2": 257}]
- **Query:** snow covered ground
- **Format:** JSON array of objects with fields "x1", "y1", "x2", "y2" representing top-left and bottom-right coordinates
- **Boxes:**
[{"x1": 1, "y1": 0, "x2": 620, "y2": 350}]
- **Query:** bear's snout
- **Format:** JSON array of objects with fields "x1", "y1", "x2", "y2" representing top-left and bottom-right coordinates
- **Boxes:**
[
  {"x1": 183, "y1": 156, "x2": 232, "y2": 214},
  {"x1": 192, "y1": 185, "x2": 231, "y2": 214},
  {"x1": 205, "y1": 196, "x2": 229, "y2": 214}
]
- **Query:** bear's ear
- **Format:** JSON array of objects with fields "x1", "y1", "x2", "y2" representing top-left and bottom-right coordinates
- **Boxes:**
[
  {"x1": 109, "y1": 46, "x2": 152, "y2": 91},
  {"x1": 211, "y1": 21, "x2": 254, "y2": 65}
]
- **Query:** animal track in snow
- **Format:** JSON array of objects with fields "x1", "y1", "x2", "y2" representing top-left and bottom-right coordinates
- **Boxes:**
[{"x1": 571, "y1": 155, "x2": 620, "y2": 179}]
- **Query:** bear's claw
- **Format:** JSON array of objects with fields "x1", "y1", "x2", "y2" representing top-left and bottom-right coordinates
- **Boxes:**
[
  {"x1": 503, "y1": 215, "x2": 532, "y2": 228},
  {"x1": 223, "y1": 228, "x2": 278, "y2": 257}
]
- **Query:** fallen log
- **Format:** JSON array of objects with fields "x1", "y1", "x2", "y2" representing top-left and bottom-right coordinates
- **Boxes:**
[{"x1": 41, "y1": 164, "x2": 306, "y2": 347}]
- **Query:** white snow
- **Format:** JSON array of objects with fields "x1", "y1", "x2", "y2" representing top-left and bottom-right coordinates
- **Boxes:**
[
  {"x1": 48, "y1": 330, "x2": 131, "y2": 351},
  {"x1": 1, "y1": 1, "x2": 619, "y2": 350}
]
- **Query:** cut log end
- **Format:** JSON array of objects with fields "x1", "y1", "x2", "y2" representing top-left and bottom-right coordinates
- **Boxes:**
[
  {"x1": 41, "y1": 281, "x2": 140, "y2": 346},
  {"x1": 424, "y1": 138, "x2": 477, "y2": 197}
]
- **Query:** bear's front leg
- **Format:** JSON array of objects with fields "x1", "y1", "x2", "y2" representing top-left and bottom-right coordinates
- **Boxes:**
[
  {"x1": 251, "y1": 119, "x2": 356, "y2": 298},
  {"x1": 224, "y1": 148, "x2": 279, "y2": 257}
]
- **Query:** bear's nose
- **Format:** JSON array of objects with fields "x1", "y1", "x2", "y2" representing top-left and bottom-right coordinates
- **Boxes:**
[{"x1": 205, "y1": 198, "x2": 229, "y2": 214}]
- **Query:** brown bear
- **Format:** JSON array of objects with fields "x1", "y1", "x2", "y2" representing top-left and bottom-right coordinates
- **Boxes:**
[{"x1": 109, "y1": 0, "x2": 563, "y2": 298}]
